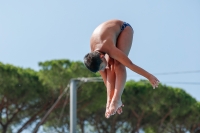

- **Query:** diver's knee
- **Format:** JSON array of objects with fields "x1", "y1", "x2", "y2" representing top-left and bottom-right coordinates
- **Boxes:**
[{"x1": 114, "y1": 61, "x2": 125, "y2": 71}]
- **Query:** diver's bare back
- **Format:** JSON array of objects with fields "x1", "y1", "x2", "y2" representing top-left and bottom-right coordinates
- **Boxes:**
[{"x1": 90, "y1": 20, "x2": 123, "y2": 52}]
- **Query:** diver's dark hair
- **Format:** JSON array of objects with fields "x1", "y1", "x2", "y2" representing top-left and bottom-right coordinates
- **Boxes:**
[{"x1": 83, "y1": 51, "x2": 102, "y2": 73}]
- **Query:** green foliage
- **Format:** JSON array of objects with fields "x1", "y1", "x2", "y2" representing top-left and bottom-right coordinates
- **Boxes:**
[
  {"x1": 36, "y1": 59, "x2": 99, "y2": 132},
  {"x1": 0, "y1": 62, "x2": 49, "y2": 133},
  {"x1": 38, "y1": 59, "x2": 97, "y2": 89},
  {"x1": 0, "y1": 60, "x2": 200, "y2": 133},
  {"x1": 144, "y1": 127, "x2": 156, "y2": 133}
]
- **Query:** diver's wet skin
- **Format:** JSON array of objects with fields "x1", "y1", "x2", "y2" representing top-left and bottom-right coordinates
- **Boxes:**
[
  {"x1": 84, "y1": 19, "x2": 160, "y2": 118},
  {"x1": 105, "y1": 104, "x2": 110, "y2": 118},
  {"x1": 106, "y1": 100, "x2": 124, "y2": 118},
  {"x1": 117, "y1": 105, "x2": 124, "y2": 114}
]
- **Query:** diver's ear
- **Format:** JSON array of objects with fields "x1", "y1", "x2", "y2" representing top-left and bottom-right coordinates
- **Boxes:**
[{"x1": 100, "y1": 53, "x2": 104, "y2": 58}]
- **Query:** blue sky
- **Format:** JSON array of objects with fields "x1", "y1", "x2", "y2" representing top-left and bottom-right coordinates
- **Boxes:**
[{"x1": 0, "y1": 0, "x2": 200, "y2": 103}]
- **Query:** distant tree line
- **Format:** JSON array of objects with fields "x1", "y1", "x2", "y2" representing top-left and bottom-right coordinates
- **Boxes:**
[{"x1": 0, "y1": 60, "x2": 200, "y2": 133}]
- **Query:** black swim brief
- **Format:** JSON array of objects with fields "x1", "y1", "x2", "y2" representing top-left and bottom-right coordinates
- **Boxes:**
[{"x1": 120, "y1": 22, "x2": 132, "y2": 31}]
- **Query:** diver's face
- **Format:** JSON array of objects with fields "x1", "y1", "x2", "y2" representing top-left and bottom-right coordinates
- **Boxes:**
[{"x1": 99, "y1": 55, "x2": 107, "y2": 71}]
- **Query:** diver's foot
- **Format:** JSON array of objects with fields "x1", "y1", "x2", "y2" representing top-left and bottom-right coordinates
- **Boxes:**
[
  {"x1": 105, "y1": 104, "x2": 110, "y2": 118},
  {"x1": 116, "y1": 104, "x2": 124, "y2": 115},
  {"x1": 106, "y1": 100, "x2": 123, "y2": 118}
]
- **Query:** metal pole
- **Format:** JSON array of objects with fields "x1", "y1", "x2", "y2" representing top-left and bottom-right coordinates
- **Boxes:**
[
  {"x1": 69, "y1": 77, "x2": 102, "y2": 133},
  {"x1": 70, "y1": 79, "x2": 78, "y2": 133}
]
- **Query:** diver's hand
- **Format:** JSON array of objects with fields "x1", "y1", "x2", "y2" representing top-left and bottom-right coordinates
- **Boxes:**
[{"x1": 148, "y1": 74, "x2": 159, "y2": 89}]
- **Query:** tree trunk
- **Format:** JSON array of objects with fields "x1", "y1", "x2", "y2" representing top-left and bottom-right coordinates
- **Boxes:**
[
  {"x1": 159, "y1": 108, "x2": 172, "y2": 133},
  {"x1": 80, "y1": 118, "x2": 85, "y2": 133},
  {"x1": 17, "y1": 103, "x2": 49, "y2": 133},
  {"x1": 131, "y1": 110, "x2": 144, "y2": 133},
  {"x1": 2, "y1": 125, "x2": 7, "y2": 133}
]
